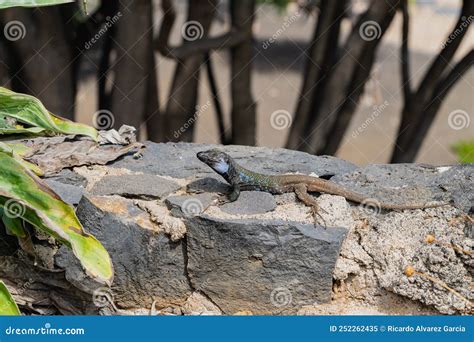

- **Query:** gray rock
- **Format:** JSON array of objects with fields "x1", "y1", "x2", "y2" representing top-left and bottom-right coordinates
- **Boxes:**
[
  {"x1": 165, "y1": 193, "x2": 216, "y2": 217},
  {"x1": 186, "y1": 177, "x2": 230, "y2": 194},
  {"x1": 112, "y1": 142, "x2": 358, "y2": 179},
  {"x1": 186, "y1": 215, "x2": 348, "y2": 314},
  {"x1": 90, "y1": 174, "x2": 181, "y2": 199},
  {"x1": 333, "y1": 164, "x2": 473, "y2": 211},
  {"x1": 220, "y1": 191, "x2": 277, "y2": 215},
  {"x1": 45, "y1": 179, "x2": 85, "y2": 206},
  {"x1": 8, "y1": 141, "x2": 470, "y2": 315},
  {"x1": 45, "y1": 169, "x2": 88, "y2": 187},
  {"x1": 56, "y1": 196, "x2": 192, "y2": 309}
]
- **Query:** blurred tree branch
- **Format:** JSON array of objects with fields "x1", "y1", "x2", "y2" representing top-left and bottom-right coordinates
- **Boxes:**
[
  {"x1": 230, "y1": 0, "x2": 257, "y2": 145},
  {"x1": 391, "y1": 0, "x2": 473, "y2": 162},
  {"x1": 287, "y1": 0, "x2": 400, "y2": 155},
  {"x1": 162, "y1": 0, "x2": 218, "y2": 142},
  {"x1": 155, "y1": 0, "x2": 248, "y2": 60},
  {"x1": 400, "y1": 0, "x2": 411, "y2": 104}
]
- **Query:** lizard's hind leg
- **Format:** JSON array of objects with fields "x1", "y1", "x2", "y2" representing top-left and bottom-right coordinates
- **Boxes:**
[{"x1": 294, "y1": 184, "x2": 327, "y2": 228}]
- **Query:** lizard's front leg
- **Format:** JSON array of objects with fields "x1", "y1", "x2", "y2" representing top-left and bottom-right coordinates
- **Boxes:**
[
  {"x1": 217, "y1": 184, "x2": 240, "y2": 204},
  {"x1": 294, "y1": 183, "x2": 327, "y2": 227},
  {"x1": 228, "y1": 184, "x2": 240, "y2": 202}
]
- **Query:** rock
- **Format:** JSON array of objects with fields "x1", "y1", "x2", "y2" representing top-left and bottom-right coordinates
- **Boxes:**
[
  {"x1": 112, "y1": 142, "x2": 358, "y2": 179},
  {"x1": 56, "y1": 196, "x2": 192, "y2": 309},
  {"x1": 220, "y1": 191, "x2": 277, "y2": 215},
  {"x1": 45, "y1": 169, "x2": 88, "y2": 187},
  {"x1": 90, "y1": 174, "x2": 181, "y2": 199},
  {"x1": 181, "y1": 292, "x2": 222, "y2": 315},
  {"x1": 341, "y1": 205, "x2": 473, "y2": 314},
  {"x1": 4, "y1": 141, "x2": 472, "y2": 316},
  {"x1": 186, "y1": 177, "x2": 230, "y2": 194},
  {"x1": 333, "y1": 164, "x2": 473, "y2": 211},
  {"x1": 165, "y1": 193, "x2": 216, "y2": 218},
  {"x1": 314, "y1": 194, "x2": 355, "y2": 228},
  {"x1": 45, "y1": 179, "x2": 85, "y2": 206},
  {"x1": 186, "y1": 215, "x2": 348, "y2": 314}
]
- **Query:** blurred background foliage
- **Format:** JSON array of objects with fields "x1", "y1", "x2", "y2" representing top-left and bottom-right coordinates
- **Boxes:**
[{"x1": 0, "y1": 0, "x2": 472, "y2": 165}]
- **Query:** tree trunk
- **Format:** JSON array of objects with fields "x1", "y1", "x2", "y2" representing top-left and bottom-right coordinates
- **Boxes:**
[
  {"x1": 109, "y1": 0, "x2": 158, "y2": 135},
  {"x1": 0, "y1": 7, "x2": 76, "y2": 119},
  {"x1": 321, "y1": 2, "x2": 400, "y2": 155},
  {"x1": 0, "y1": 40, "x2": 12, "y2": 88},
  {"x1": 391, "y1": 0, "x2": 473, "y2": 162},
  {"x1": 162, "y1": 0, "x2": 218, "y2": 142},
  {"x1": 286, "y1": 0, "x2": 346, "y2": 150},
  {"x1": 305, "y1": 0, "x2": 400, "y2": 155},
  {"x1": 229, "y1": 0, "x2": 257, "y2": 145}
]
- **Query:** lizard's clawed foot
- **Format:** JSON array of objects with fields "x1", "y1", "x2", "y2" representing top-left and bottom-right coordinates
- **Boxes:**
[
  {"x1": 310, "y1": 206, "x2": 328, "y2": 229},
  {"x1": 216, "y1": 194, "x2": 232, "y2": 206}
]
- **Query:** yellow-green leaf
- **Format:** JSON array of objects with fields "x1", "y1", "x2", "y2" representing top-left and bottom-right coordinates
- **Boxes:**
[
  {"x1": 0, "y1": 142, "x2": 43, "y2": 176},
  {"x1": 0, "y1": 87, "x2": 98, "y2": 141},
  {"x1": 0, "y1": 0, "x2": 74, "y2": 9},
  {"x1": 0, "y1": 152, "x2": 113, "y2": 285},
  {"x1": 0, "y1": 280, "x2": 20, "y2": 315},
  {"x1": 1, "y1": 209, "x2": 27, "y2": 239}
]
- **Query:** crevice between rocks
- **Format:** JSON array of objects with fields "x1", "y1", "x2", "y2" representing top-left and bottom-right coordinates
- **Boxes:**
[{"x1": 180, "y1": 233, "x2": 225, "y2": 314}]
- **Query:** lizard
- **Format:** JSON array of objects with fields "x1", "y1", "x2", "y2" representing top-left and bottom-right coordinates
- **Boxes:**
[{"x1": 196, "y1": 149, "x2": 448, "y2": 223}]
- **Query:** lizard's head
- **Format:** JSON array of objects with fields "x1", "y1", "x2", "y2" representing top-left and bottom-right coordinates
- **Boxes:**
[{"x1": 197, "y1": 149, "x2": 233, "y2": 176}]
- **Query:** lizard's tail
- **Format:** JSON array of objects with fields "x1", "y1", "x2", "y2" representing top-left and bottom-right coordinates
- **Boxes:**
[
  {"x1": 341, "y1": 189, "x2": 448, "y2": 210},
  {"x1": 376, "y1": 200, "x2": 449, "y2": 210},
  {"x1": 307, "y1": 178, "x2": 449, "y2": 210}
]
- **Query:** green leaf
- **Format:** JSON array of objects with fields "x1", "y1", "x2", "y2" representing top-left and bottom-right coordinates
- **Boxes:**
[
  {"x1": 452, "y1": 140, "x2": 474, "y2": 164},
  {"x1": 0, "y1": 152, "x2": 113, "y2": 285},
  {"x1": 0, "y1": 0, "x2": 74, "y2": 9},
  {"x1": 0, "y1": 142, "x2": 43, "y2": 176},
  {"x1": 0, "y1": 280, "x2": 20, "y2": 315},
  {"x1": 0, "y1": 87, "x2": 98, "y2": 141},
  {"x1": 1, "y1": 209, "x2": 27, "y2": 239}
]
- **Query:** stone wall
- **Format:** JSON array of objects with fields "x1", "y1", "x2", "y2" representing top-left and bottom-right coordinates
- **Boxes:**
[{"x1": 0, "y1": 142, "x2": 472, "y2": 315}]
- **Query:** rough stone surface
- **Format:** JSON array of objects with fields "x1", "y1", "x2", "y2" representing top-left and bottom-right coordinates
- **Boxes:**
[
  {"x1": 334, "y1": 205, "x2": 473, "y2": 314},
  {"x1": 45, "y1": 179, "x2": 85, "y2": 206},
  {"x1": 112, "y1": 142, "x2": 358, "y2": 179},
  {"x1": 220, "y1": 191, "x2": 277, "y2": 215},
  {"x1": 333, "y1": 164, "x2": 473, "y2": 211},
  {"x1": 46, "y1": 169, "x2": 88, "y2": 187},
  {"x1": 2, "y1": 141, "x2": 472, "y2": 315},
  {"x1": 180, "y1": 292, "x2": 222, "y2": 315},
  {"x1": 186, "y1": 216, "x2": 348, "y2": 314},
  {"x1": 56, "y1": 196, "x2": 192, "y2": 309},
  {"x1": 186, "y1": 177, "x2": 230, "y2": 194},
  {"x1": 90, "y1": 174, "x2": 181, "y2": 199},
  {"x1": 165, "y1": 193, "x2": 216, "y2": 218}
]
